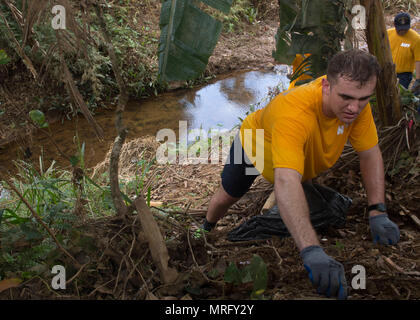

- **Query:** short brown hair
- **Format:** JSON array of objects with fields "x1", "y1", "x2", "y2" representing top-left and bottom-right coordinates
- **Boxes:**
[{"x1": 327, "y1": 49, "x2": 380, "y2": 86}]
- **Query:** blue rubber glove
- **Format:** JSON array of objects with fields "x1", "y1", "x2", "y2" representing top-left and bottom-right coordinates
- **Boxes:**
[
  {"x1": 369, "y1": 213, "x2": 400, "y2": 245},
  {"x1": 300, "y1": 245, "x2": 347, "y2": 299}
]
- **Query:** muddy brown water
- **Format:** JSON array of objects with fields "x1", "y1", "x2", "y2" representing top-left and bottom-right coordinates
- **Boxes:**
[{"x1": 0, "y1": 67, "x2": 290, "y2": 174}]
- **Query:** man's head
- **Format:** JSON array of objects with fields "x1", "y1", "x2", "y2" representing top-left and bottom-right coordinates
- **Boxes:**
[
  {"x1": 322, "y1": 49, "x2": 380, "y2": 124},
  {"x1": 394, "y1": 12, "x2": 411, "y2": 36},
  {"x1": 326, "y1": 49, "x2": 380, "y2": 88}
]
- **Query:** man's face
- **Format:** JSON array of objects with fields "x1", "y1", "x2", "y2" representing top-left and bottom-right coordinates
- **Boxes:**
[
  {"x1": 322, "y1": 76, "x2": 377, "y2": 124},
  {"x1": 397, "y1": 29, "x2": 409, "y2": 36}
]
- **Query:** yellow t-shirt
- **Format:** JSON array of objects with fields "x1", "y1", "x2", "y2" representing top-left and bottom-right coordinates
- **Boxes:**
[
  {"x1": 387, "y1": 28, "x2": 420, "y2": 73},
  {"x1": 239, "y1": 76, "x2": 379, "y2": 183}
]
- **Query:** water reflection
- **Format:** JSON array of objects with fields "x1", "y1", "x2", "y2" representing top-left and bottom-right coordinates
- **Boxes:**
[{"x1": 178, "y1": 68, "x2": 290, "y2": 132}]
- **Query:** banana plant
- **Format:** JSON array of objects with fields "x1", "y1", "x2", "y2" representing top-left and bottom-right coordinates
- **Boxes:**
[
  {"x1": 158, "y1": 0, "x2": 233, "y2": 82},
  {"x1": 273, "y1": 0, "x2": 350, "y2": 78}
]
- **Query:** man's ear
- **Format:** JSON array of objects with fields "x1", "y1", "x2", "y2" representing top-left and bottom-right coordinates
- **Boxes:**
[{"x1": 322, "y1": 78, "x2": 331, "y2": 96}]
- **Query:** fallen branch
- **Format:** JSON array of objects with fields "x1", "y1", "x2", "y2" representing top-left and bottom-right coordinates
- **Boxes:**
[
  {"x1": 109, "y1": 131, "x2": 129, "y2": 217},
  {"x1": 134, "y1": 196, "x2": 179, "y2": 284},
  {"x1": 93, "y1": 1, "x2": 130, "y2": 217}
]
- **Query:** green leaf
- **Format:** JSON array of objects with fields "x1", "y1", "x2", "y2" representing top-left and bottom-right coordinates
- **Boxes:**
[
  {"x1": 1, "y1": 209, "x2": 30, "y2": 225},
  {"x1": 20, "y1": 223, "x2": 44, "y2": 241},
  {"x1": 147, "y1": 187, "x2": 151, "y2": 206},
  {"x1": 240, "y1": 267, "x2": 253, "y2": 283},
  {"x1": 248, "y1": 255, "x2": 267, "y2": 295},
  {"x1": 0, "y1": 50, "x2": 11, "y2": 65},
  {"x1": 69, "y1": 156, "x2": 80, "y2": 167},
  {"x1": 207, "y1": 268, "x2": 220, "y2": 279},
  {"x1": 158, "y1": 0, "x2": 223, "y2": 82},
  {"x1": 29, "y1": 110, "x2": 47, "y2": 128},
  {"x1": 224, "y1": 262, "x2": 241, "y2": 285}
]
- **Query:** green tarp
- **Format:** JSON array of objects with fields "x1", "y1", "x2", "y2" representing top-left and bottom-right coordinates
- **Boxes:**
[{"x1": 158, "y1": 0, "x2": 233, "y2": 82}]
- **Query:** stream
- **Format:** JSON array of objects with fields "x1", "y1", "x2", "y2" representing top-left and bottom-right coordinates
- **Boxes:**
[{"x1": 0, "y1": 66, "x2": 291, "y2": 173}]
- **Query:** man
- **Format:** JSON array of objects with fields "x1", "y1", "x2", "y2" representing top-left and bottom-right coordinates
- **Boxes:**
[
  {"x1": 387, "y1": 12, "x2": 420, "y2": 94},
  {"x1": 202, "y1": 49, "x2": 400, "y2": 299}
]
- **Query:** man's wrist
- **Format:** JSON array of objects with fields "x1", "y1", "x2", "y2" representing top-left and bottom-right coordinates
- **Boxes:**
[
  {"x1": 368, "y1": 202, "x2": 386, "y2": 217},
  {"x1": 300, "y1": 243, "x2": 321, "y2": 253},
  {"x1": 369, "y1": 210, "x2": 386, "y2": 217}
]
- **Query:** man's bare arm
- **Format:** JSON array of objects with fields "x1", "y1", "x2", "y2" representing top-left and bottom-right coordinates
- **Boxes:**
[
  {"x1": 274, "y1": 168, "x2": 319, "y2": 251},
  {"x1": 358, "y1": 144, "x2": 385, "y2": 217}
]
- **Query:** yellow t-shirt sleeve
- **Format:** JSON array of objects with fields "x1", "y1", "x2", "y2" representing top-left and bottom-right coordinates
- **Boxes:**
[
  {"x1": 348, "y1": 104, "x2": 379, "y2": 152},
  {"x1": 271, "y1": 117, "x2": 308, "y2": 176}
]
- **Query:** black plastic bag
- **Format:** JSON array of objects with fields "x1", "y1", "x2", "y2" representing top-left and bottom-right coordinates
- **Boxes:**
[{"x1": 227, "y1": 183, "x2": 352, "y2": 242}]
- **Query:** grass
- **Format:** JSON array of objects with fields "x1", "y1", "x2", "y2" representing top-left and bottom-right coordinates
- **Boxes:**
[{"x1": 0, "y1": 145, "x2": 159, "y2": 280}]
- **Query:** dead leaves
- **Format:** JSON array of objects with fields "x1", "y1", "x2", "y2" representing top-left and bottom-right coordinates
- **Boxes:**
[{"x1": 0, "y1": 278, "x2": 22, "y2": 293}]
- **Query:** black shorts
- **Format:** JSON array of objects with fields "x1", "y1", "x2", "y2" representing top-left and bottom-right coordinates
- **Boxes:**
[
  {"x1": 396, "y1": 72, "x2": 413, "y2": 89},
  {"x1": 221, "y1": 134, "x2": 260, "y2": 198}
]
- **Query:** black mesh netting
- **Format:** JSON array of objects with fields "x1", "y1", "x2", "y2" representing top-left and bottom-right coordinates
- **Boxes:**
[{"x1": 227, "y1": 183, "x2": 352, "y2": 242}]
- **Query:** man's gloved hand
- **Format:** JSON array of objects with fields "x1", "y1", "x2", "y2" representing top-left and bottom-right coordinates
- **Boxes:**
[
  {"x1": 412, "y1": 79, "x2": 420, "y2": 96},
  {"x1": 369, "y1": 213, "x2": 400, "y2": 245},
  {"x1": 300, "y1": 245, "x2": 347, "y2": 299}
]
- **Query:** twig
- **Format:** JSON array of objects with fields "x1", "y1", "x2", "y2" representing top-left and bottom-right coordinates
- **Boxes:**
[
  {"x1": 268, "y1": 242, "x2": 283, "y2": 266},
  {"x1": 390, "y1": 283, "x2": 401, "y2": 297},
  {"x1": 187, "y1": 208, "x2": 244, "y2": 216},
  {"x1": 166, "y1": 166, "x2": 216, "y2": 186},
  {"x1": 113, "y1": 257, "x2": 125, "y2": 294},
  {"x1": 66, "y1": 259, "x2": 90, "y2": 285},
  {"x1": 88, "y1": 279, "x2": 115, "y2": 297},
  {"x1": 121, "y1": 220, "x2": 139, "y2": 299},
  {"x1": 408, "y1": 214, "x2": 420, "y2": 230},
  {"x1": 33, "y1": 276, "x2": 64, "y2": 298},
  {"x1": 186, "y1": 227, "x2": 224, "y2": 286},
  {"x1": 217, "y1": 238, "x2": 271, "y2": 247},
  {"x1": 383, "y1": 256, "x2": 420, "y2": 276},
  {"x1": 188, "y1": 214, "x2": 218, "y2": 252},
  {"x1": 405, "y1": 288, "x2": 411, "y2": 300}
]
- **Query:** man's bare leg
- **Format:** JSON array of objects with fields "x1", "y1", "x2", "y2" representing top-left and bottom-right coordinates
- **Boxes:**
[{"x1": 205, "y1": 184, "x2": 240, "y2": 227}]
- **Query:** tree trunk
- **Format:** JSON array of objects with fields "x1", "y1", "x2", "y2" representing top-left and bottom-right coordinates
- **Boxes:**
[{"x1": 361, "y1": 0, "x2": 401, "y2": 126}]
